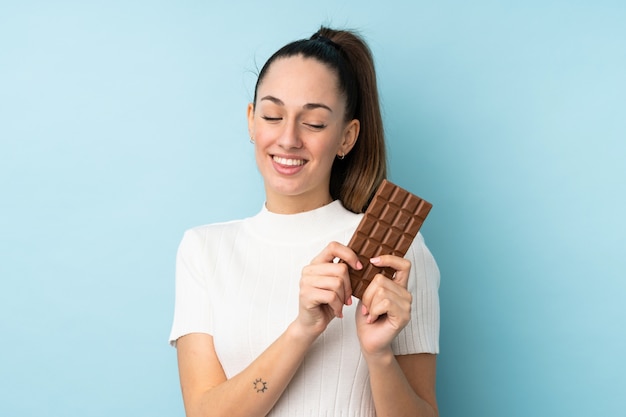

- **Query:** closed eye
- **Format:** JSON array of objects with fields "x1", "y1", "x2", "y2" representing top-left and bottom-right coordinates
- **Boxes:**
[
  {"x1": 304, "y1": 123, "x2": 326, "y2": 130},
  {"x1": 262, "y1": 116, "x2": 282, "y2": 122}
]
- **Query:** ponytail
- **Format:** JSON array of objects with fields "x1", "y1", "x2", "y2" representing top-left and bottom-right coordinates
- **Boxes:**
[{"x1": 316, "y1": 27, "x2": 387, "y2": 213}]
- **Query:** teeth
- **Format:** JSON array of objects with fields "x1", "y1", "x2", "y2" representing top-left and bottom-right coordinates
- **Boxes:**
[{"x1": 273, "y1": 156, "x2": 305, "y2": 166}]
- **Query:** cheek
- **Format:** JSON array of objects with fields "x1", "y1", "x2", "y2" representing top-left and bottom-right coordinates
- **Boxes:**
[
  {"x1": 306, "y1": 142, "x2": 340, "y2": 173},
  {"x1": 254, "y1": 143, "x2": 268, "y2": 167},
  {"x1": 252, "y1": 123, "x2": 274, "y2": 146},
  {"x1": 321, "y1": 143, "x2": 339, "y2": 160},
  {"x1": 318, "y1": 132, "x2": 343, "y2": 157}
]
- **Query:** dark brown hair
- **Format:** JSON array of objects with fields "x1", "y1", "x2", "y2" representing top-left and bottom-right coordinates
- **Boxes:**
[{"x1": 252, "y1": 26, "x2": 387, "y2": 213}]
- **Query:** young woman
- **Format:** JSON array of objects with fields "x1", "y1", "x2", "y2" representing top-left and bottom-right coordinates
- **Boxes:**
[{"x1": 169, "y1": 27, "x2": 440, "y2": 417}]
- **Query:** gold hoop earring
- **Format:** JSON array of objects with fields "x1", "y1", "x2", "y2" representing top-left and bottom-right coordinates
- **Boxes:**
[{"x1": 337, "y1": 152, "x2": 345, "y2": 160}]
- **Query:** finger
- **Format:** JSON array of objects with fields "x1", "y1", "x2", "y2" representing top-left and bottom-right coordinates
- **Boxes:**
[
  {"x1": 301, "y1": 280, "x2": 347, "y2": 318},
  {"x1": 311, "y1": 241, "x2": 363, "y2": 271},
  {"x1": 309, "y1": 242, "x2": 361, "y2": 304},
  {"x1": 372, "y1": 288, "x2": 411, "y2": 323},
  {"x1": 361, "y1": 274, "x2": 411, "y2": 323},
  {"x1": 302, "y1": 262, "x2": 350, "y2": 280},
  {"x1": 302, "y1": 262, "x2": 354, "y2": 305},
  {"x1": 369, "y1": 255, "x2": 411, "y2": 287}
]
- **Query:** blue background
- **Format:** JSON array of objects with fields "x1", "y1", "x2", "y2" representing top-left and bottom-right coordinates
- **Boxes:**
[{"x1": 1, "y1": 1, "x2": 624, "y2": 416}]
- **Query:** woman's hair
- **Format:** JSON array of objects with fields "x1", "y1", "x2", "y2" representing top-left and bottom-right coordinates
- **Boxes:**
[{"x1": 252, "y1": 26, "x2": 387, "y2": 213}]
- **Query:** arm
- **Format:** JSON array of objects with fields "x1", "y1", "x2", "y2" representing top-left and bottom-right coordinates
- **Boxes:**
[
  {"x1": 176, "y1": 323, "x2": 317, "y2": 417},
  {"x1": 357, "y1": 255, "x2": 439, "y2": 417},
  {"x1": 365, "y1": 352, "x2": 438, "y2": 417},
  {"x1": 176, "y1": 242, "x2": 361, "y2": 417}
]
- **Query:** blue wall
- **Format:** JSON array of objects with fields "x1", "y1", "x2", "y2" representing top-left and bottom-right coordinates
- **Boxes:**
[{"x1": 1, "y1": 1, "x2": 624, "y2": 416}]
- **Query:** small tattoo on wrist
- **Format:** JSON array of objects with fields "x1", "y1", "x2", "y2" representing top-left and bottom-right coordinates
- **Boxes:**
[{"x1": 253, "y1": 378, "x2": 268, "y2": 393}]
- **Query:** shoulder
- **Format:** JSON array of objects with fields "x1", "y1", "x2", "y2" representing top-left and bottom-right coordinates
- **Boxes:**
[
  {"x1": 178, "y1": 218, "x2": 247, "y2": 253},
  {"x1": 185, "y1": 218, "x2": 245, "y2": 237}
]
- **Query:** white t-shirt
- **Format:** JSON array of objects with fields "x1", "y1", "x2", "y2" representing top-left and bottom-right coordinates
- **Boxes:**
[{"x1": 169, "y1": 200, "x2": 440, "y2": 416}]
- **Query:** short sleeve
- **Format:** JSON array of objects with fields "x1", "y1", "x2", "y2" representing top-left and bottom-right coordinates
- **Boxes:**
[
  {"x1": 168, "y1": 228, "x2": 213, "y2": 347},
  {"x1": 391, "y1": 233, "x2": 440, "y2": 355}
]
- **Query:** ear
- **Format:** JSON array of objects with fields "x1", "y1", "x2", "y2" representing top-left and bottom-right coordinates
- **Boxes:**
[
  {"x1": 247, "y1": 102, "x2": 255, "y2": 139},
  {"x1": 340, "y1": 119, "x2": 360, "y2": 155}
]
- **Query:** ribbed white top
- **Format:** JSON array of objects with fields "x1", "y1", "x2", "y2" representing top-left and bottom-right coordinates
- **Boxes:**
[{"x1": 169, "y1": 200, "x2": 440, "y2": 416}]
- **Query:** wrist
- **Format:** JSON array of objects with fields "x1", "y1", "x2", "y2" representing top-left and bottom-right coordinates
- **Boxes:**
[
  {"x1": 287, "y1": 320, "x2": 323, "y2": 346},
  {"x1": 361, "y1": 346, "x2": 395, "y2": 365}
]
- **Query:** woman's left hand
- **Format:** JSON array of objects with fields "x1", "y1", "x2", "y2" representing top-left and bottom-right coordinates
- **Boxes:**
[{"x1": 356, "y1": 255, "x2": 413, "y2": 357}]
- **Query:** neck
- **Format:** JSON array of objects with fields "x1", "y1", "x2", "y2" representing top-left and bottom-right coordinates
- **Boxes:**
[{"x1": 265, "y1": 193, "x2": 333, "y2": 215}]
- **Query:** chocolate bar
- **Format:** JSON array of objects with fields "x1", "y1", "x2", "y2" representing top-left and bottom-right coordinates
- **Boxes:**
[{"x1": 347, "y1": 179, "x2": 432, "y2": 299}]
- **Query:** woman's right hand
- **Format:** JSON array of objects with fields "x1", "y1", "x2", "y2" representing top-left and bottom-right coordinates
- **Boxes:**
[{"x1": 296, "y1": 241, "x2": 363, "y2": 336}]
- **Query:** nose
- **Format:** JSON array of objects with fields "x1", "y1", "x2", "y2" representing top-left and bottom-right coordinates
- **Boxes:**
[{"x1": 276, "y1": 119, "x2": 302, "y2": 149}]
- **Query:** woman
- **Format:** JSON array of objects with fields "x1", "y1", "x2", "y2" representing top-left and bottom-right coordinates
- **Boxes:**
[{"x1": 169, "y1": 26, "x2": 440, "y2": 417}]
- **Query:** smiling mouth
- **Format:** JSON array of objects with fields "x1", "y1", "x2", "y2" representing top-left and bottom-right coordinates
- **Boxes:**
[{"x1": 272, "y1": 155, "x2": 306, "y2": 166}]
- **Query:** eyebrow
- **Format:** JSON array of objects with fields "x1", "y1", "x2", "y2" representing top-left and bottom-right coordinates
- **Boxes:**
[{"x1": 260, "y1": 95, "x2": 333, "y2": 112}]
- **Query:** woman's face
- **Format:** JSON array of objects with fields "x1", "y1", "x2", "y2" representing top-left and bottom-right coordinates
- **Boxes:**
[{"x1": 248, "y1": 55, "x2": 359, "y2": 214}]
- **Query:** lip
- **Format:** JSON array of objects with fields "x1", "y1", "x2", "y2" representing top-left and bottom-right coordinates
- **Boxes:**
[{"x1": 270, "y1": 154, "x2": 308, "y2": 175}]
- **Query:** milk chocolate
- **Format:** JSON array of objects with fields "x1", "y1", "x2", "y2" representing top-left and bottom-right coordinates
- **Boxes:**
[{"x1": 347, "y1": 179, "x2": 432, "y2": 299}]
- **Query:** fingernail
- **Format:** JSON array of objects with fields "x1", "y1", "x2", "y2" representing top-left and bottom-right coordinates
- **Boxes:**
[
  {"x1": 356, "y1": 261, "x2": 363, "y2": 270},
  {"x1": 370, "y1": 257, "x2": 381, "y2": 264},
  {"x1": 361, "y1": 305, "x2": 368, "y2": 315}
]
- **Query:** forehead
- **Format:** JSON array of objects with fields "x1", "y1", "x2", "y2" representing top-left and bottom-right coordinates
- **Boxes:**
[{"x1": 256, "y1": 55, "x2": 343, "y2": 105}]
